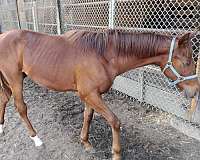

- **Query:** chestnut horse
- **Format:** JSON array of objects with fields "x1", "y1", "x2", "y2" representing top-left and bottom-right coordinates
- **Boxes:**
[{"x1": 0, "y1": 29, "x2": 199, "y2": 160}]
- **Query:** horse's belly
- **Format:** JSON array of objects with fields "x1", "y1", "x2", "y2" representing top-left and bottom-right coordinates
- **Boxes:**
[
  {"x1": 30, "y1": 74, "x2": 76, "y2": 91},
  {"x1": 23, "y1": 67, "x2": 76, "y2": 91}
]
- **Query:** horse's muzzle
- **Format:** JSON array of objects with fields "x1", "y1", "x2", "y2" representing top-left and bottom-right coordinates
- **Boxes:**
[{"x1": 183, "y1": 88, "x2": 199, "y2": 99}]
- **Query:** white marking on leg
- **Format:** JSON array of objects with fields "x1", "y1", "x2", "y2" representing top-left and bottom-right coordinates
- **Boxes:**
[
  {"x1": 30, "y1": 135, "x2": 43, "y2": 147},
  {"x1": 0, "y1": 124, "x2": 3, "y2": 134}
]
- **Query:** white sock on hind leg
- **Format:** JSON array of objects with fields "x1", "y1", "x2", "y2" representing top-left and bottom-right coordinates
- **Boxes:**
[
  {"x1": 30, "y1": 135, "x2": 43, "y2": 147},
  {"x1": 0, "y1": 124, "x2": 3, "y2": 134}
]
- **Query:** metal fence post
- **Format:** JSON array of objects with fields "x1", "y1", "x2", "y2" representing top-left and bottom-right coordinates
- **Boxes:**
[
  {"x1": 32, "y1": 1, "x2": 38, "y2": 32},
  {"x1": 56, "y1": 0, "x2": 62, "y2": 34},
  {"x1": 109, "y1": 0, "x2": 115, "y2": 29},
  {"x1": 16, "y1": 0, "x2": 21, "y2": 29},
  {"x1": 188, "y1": 53, "x2": 200, "y2": 120}
]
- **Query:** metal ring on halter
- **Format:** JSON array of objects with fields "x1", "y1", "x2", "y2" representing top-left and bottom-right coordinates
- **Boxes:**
[{"x1": 162, "y1": 37, "x2": 198, "y2": 86}]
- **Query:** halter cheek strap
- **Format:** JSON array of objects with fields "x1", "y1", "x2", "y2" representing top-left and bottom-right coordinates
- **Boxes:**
[{"x1": 162, "y1": 37, "x2": 198, "y2": 86}]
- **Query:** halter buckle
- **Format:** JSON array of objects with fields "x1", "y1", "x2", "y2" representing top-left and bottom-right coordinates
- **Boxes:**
[
  {"x1": 178, "y1": 76, "x2": 184, "y2": 81},
  {"x1": 167, "y1": 62, "x2": 172, "y2": 66}
]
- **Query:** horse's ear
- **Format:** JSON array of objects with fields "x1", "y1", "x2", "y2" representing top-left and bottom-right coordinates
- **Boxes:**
[
  {"x1": 178, "y1": 32, "x2": 195, "y2": 47},
  {"x1": 178, "y1": 33, "x2": 190, "y2": 47}
]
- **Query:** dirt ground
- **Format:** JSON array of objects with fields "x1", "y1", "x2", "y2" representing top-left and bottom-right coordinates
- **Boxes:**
[{"x1": 1, "y1": 78, "x2": 200, "y2": 160}]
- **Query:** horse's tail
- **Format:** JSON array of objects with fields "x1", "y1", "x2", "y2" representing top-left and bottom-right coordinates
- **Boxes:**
[
  {"x1": 0, "y1": 72, "x2": 11, "y2": 101},
  {"x1": 0, "y1": 72, "x2": 7, "y2": 90},
  {"x1": 0, "y1": 25, "x2": 2, "y2": 34}
]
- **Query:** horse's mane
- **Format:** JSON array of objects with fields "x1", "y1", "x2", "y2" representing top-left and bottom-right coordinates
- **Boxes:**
[{"x1": 67, "y1": 29, "x2": 171, "y2": 58}]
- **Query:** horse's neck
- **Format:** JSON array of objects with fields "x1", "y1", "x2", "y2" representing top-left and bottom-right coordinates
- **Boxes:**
[
  {"x1": 112, "y1": 48, "x2": 170, "y2": 75},
  {"x1": 107, "y1": 33, "x2": 171, "y2": 75},
  {"x1": 113, "y1": 55, "x2": 164, "y2": 75}
]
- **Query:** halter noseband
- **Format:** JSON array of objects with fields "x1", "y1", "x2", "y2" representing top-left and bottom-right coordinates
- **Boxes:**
[{"x1": 162, "y1": 37, "x2": 198, "y2": 86}]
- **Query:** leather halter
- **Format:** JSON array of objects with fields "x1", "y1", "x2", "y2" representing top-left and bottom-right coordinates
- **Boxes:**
[{"x1": 162, "y1": 37, "x2": 197, "y2": 86}]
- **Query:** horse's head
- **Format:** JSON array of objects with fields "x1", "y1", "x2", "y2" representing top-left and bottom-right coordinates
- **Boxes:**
[{"x1": 161, "y1": 33, "x2": 199, "y2": 99}]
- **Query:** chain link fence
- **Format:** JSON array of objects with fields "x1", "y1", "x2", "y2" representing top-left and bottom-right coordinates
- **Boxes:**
[
  {"x1": 0, "y1": 0, "x2": 19, "y2": 30},
  {"x1": 16, "y1": 0, "x2": 59, "y2": 33},
  {"x1": 0, "y1": 0, "x2": 200, "y2": 124}
]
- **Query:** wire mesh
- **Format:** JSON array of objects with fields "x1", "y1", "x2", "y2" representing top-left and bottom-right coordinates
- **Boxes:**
[
  {"x1": 60, "y1": 0, "x2": 110, "y2": 31},
  {"x1": 16, "y1": 0, "x2": 58, "y2": 34},
  {"x1": 0, "y1": 0, "x2": 19, "y2": 31},
  {"x1": 113, "y1": 0, "x2": 199, "y2": 120}
]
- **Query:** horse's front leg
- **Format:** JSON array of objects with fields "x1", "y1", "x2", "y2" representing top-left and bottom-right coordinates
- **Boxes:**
[
  {"x1": 80, "y1": 103, "x2": 94, "y2": 150},
  {"x1": 82, "y1": 91, "x2": 121, "y2": 160}
]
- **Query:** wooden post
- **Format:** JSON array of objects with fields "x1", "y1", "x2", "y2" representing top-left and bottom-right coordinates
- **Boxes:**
[{"x1": 188, "y1": 57, "x2": 200, "y2": 121}]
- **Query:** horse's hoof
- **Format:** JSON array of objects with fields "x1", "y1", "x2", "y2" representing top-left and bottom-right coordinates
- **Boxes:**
[
  {"x1": 30, "y1": 135, "x2": 43, "y2": 147},
  {"x1": 0, "y1": 131, "x2": 5, "y2": 136},
  {"x1": 36, "y1": 143, "x2": 46, "y2": 150},
  {"x1": 112, "y1": 154, "x2": 121, "y2": 160},
  {"x1": 81, "y1": 140, "x2": 93, "y2": 152},
  {"x1": 85, "y1": 143, "x2": 93, "y2": 151},
  {"x1": 0, "y1": 125, "x2": 5, "y2": 136},
  {"x1": 0, "y1": 124, "x2": 4, "y2": 135}
]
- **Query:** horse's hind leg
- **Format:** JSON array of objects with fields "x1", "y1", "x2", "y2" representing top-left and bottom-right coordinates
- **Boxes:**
[
  {"x1": 0, "y1": 84, "x2": 12, "y2": 134},
  {"x1": 9, "y1": 73, "x2": 43, "y2": 146},
  {"x1": 81, "y1": 103, "x2": 94, "y2": 150}
]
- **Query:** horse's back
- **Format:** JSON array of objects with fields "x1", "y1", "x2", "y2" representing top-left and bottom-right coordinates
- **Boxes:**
[
  {"x1": 0, "y1": 29, "x2": 113, "y2": 93},
  {"x1": 21, "y1": 30, "x2": 78, "y2": 90}
]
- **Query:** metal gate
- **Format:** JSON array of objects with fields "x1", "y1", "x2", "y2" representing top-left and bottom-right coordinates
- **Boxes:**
[{"x1": 0, "y1": 0, "x2": 200, "y2": 123}]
